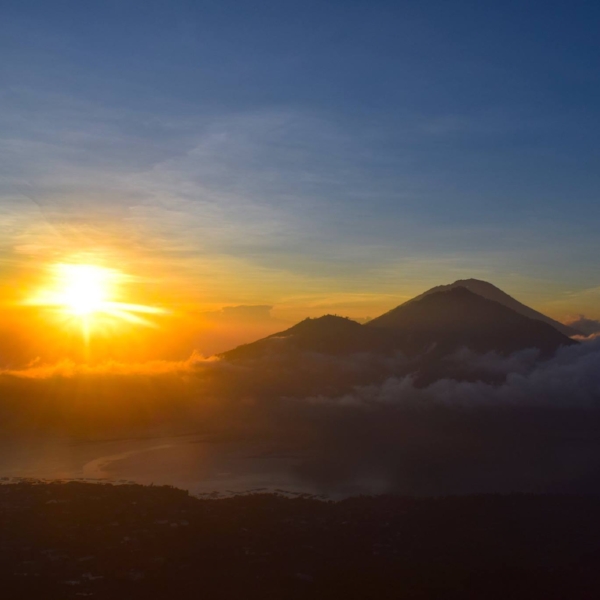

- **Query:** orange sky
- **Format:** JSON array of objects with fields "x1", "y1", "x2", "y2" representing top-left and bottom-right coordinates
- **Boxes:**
[
  {"x1": 2, "y1": 0, "x2": 600, "y2": 370},
  {"x1": 0, "y1": 198, "x2": 597, "y2": 369},
  {"x1": 0, "y1": 241, "x2": 596, "y2": 369}
]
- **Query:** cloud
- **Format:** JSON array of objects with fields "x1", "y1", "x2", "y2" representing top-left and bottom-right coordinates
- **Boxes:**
[
  {"x1": 200, "y1": 305, "x2": 277, "y2": 323},
  {"x1": 1, "y1": 338, "x2": 600, "y2": 495},
  {"x1": 0, "y1": 351, "x2": 216, "y2": 379},
  {"x1": 300, "y1": 338, "x2": 600, "y2": 409},
  {"x1": 4, "y1": 97, "x2": 579, "y2": 297},
  {"x1": 219, "y1": 305, "x2": 273, "y2": 318},
  {"x1": 5, "y1": 336, "x2": 598, "y2": 407},
  {"x1": 565, "y1": 315, "x2": 600, "y2": 336},
  {"x1": 268, "y1": 339, "x2": 600, "y2": 494},
  {"x1": 351, "y1": 316, "x2": 373, "y2": 324}
]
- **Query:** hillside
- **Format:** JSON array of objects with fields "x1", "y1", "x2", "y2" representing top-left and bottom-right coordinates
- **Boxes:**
[{"x1": 1, "y1": 482, "x2": 600, "y2": 600}]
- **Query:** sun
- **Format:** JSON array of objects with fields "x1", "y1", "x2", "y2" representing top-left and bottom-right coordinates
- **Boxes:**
[
  {"x1": 55, "y1": 264, "x2": 113, "y2": 317},
  {"x1": 28, "y1": 263, "x2": 166, "y2": 339}
]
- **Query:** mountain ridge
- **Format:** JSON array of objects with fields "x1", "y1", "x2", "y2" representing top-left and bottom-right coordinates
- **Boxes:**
[
  {"x1": 366, "y1": 286, "x2": 575, "y2": 357},
  {"x1": 222, "y1": 283, "x2": 576, "y2": 363},
  {"x1": 407, "y1": 278, "x2": 580, "y2": 337}
]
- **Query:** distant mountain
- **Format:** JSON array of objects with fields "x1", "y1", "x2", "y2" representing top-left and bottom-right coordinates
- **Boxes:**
[
  {"x1": 366, "y1": 287, "x2": 576, "y2": 357},
  {"x1": 218, "y1": 286, "x2": 577, "y2": 393},
  {"x1": 409, "y1": 278, "x2": 580, "y2": 337},
  {"x1": 223, "y1": 287, "x2": 576, "y2": 364},
  {"x1": 218, "y1": 315, "x2": 401, "y2": 398},
  {"x1": 221, "y1": 314, "x2": 395, "y2": 360}
]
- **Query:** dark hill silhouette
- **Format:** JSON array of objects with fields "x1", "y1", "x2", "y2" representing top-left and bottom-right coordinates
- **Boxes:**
[
  {"x1": 366, "y1": 287, "x2": 575, "y2": 358},
  {"x1": 221, "y1": 314, "x2": 396, "y2": 360},
  {"x1": 4, "y1": 482, "x2": 600, "y2": 600},
  {"x1": 222, "y1": 288, "x2": 576, "y2": 368},
  {"x1": 218, "y1": 315, "x2": 401, "y2": 398},
  {"x1": 410, "y1": 278, "x2": 580, "y2": 337}
]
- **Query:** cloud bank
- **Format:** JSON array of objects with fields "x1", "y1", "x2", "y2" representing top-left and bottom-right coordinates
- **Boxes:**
[
  {"x1": 1, "y1": 338, "x2": 600, "y2": 495},
  {"x1": 304, "y1": 338, "x2": 600, "y2": 409},
  {"x1": 0, "y1": 351, "x2": 214, "y2": 379}
]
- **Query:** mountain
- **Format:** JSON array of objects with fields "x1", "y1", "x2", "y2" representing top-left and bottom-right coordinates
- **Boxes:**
[
  {"x1": 218, "y1": 285, "x2": 577, "y2": 393},
  {"x1": 224, "y1": 287, "x2": 576, "y2": 363},
  {"x1": 409, "y1": 278, "x2": 581, "y2": 337},
  {"x1": 366, "y1": 286, "x2": 576, "y2": 358},
  {"x1": 221, "y1": 314, "x2": 395, "y2": 360},
  {"x1": 218, "y1": 315, "x2": 402, "y2": 398}
]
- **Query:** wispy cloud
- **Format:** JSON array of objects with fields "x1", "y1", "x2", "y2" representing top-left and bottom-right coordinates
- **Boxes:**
[
  {"x1": 0, "y1": 350, "x2": 215, "y2": 379},
  {"x1": 2, "y1": 87, "x2": 600, "y2": 314}
]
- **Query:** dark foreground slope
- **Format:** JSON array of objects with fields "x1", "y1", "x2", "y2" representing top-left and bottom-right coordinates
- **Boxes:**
[{"x1": 1, "y1": 482, "x2": 600, "y2": 600}]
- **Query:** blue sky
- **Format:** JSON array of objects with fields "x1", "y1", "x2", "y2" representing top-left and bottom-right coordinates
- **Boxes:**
[{"x1": 1, "y1": 0, "x2": 600, "y2": 319}]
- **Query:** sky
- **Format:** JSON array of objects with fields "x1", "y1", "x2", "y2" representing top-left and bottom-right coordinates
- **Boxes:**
[{"x1": 1, "y1": 0, "x2": 600, "y2": 361}]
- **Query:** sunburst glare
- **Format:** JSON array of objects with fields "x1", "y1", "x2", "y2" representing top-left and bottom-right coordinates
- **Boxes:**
[{"x1": 27, "y1": 263, "x2": 167, "y2": 341}]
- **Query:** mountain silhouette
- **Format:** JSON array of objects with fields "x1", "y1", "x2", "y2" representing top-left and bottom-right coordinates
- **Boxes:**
[
  {"x1": 222, "y1": 314, "x2": 395, "y2": 360},
  {"x1": 366, "y1": 286, "x2": 576, "y2": 358},
  {"x1": 409, "y1": 278, "x2": 580, "y2": 337},
  {"x1": 217, "y1": 285, "x2": 578, "y2": 393},
  {"x1": 223, "y1": 286, "x2": 576, "y2": 363}
]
